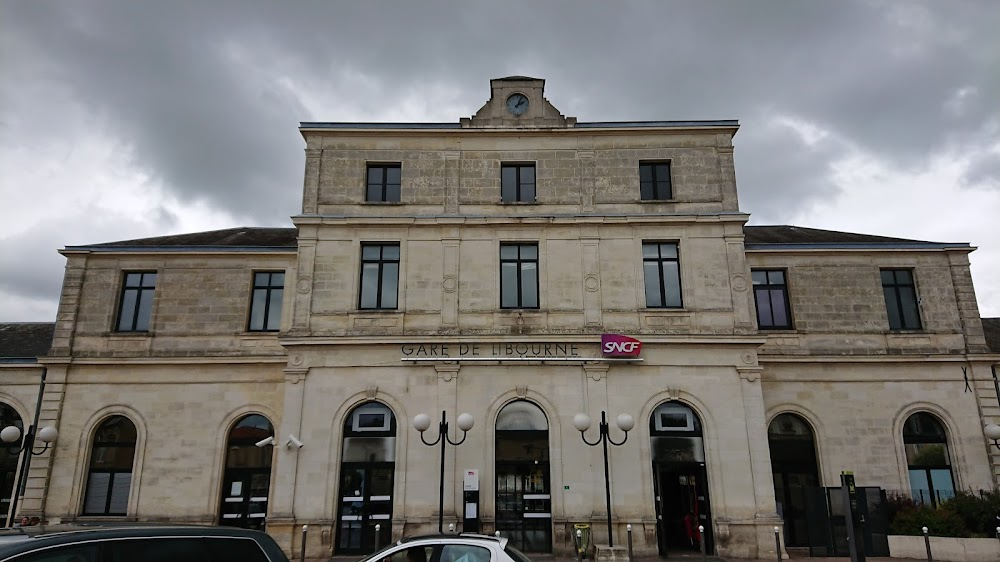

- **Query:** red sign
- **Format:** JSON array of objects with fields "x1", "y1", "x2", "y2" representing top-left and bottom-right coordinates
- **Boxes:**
[{"x1": 601, "y1": 334, "x2": 642, "y2": 357}]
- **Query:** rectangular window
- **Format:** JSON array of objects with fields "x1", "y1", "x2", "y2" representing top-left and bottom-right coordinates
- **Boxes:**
[
  {"x1": 116, "y1": 272, "x2": 156, "y2": 332},
  {"x1": 752, "y1": 269, "x2": 792, "y2": 329},
  {"x1": 881, "y1": 268, "x2": 922, "y2": 330},
  {"x1": 366, "y1": 164, "x2": 401, "y2": 202},
  {"x1": 248, "y1": 271, "x2": 284, "y2": 332},
  {"x1": 500, "y1": 243, "x2": 539, "y2": 309},
  {"x1": 639, "y1": 161, "x2": 672, "y2": 200},
  {"x1": 359, "y1": 244, "x2": 400, "y2": 310},
  {"x1": 642, "y1": 242, "x2": 682, "y2": 308},
  {"x1": 501, "y1": 164, "x2": 536, "y2": 203}
]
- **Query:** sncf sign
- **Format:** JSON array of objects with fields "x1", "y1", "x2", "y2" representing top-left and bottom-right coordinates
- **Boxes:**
[{"x1": 601, "y1": 334, "x2": 642, "y2": 357}]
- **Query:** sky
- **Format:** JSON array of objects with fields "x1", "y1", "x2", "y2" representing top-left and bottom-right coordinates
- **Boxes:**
[{"x1": 1, "y1": 0, "x2": 998, "y2": 321}]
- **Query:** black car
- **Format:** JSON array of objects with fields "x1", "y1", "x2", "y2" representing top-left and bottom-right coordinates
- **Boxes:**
[{"x1": 0, "y1": 524, "x2": 290, "y2": 562}]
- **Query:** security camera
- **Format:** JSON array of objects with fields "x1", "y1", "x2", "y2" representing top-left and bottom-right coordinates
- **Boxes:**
[
  {"x1": 254, "y1": 436, "x2": 274, "y2": 448},
  {"x1": 286, "y1": 434, "x2": 304, "y2": 449}
]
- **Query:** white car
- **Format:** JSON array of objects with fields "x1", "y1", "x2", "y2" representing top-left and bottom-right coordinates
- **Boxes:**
[{"x1": 360, "y1": 534, "x2": 534, "y2": 562}]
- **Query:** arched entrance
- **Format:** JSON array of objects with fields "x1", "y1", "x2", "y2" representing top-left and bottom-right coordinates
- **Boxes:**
[
  {"x1": 1, "y1": 403, "x2": 23, "y2": 526},
  {"x1": 336, "y1": 402, "x2": 397, "y2": 554},
  {"x1": 767, "y1": 413, "x2": 820, "y2": 547},
  {"x1": 495, "y1": 400, "x2": 551, "y2": 553},
  {"x1": 650, "y1": 401, "x2": 712, "y2": 555},
  {"x1": 219, "y1": 414, "x2": 274, "y2": 529}
]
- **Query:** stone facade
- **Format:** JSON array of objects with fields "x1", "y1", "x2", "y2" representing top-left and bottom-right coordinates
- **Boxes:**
[{"x1": 3, "y1": 78, "x2": 998, "y2": 560}]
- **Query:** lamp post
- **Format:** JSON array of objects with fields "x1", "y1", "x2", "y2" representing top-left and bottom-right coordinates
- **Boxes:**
[
  {"x1": 574, "y1": 410, "x2": 634, "y2": 547},
  {"x1": 412, "y1": 411, "x2": 474, "y2": 533},
  {"x1": 1, "y1": 424, "x2": 58, "y2": 525}
]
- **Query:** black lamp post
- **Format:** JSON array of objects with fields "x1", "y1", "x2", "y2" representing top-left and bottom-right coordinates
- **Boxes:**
[
  {"x1": 574, "y1": 410, "x2": 634, "y2": 547},
  {"x1": 413, "y1": 411, "x2": 474, "y2": 533}
]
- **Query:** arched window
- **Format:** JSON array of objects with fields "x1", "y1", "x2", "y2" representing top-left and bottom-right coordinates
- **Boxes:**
[
  {"x1": 767, "y1": 413, "x2": 820, "y2": 547},
  {"x1": 83, "y1": 415, "x2": 137, "y2": 516},
  {"x1": 1, "y1": 403, "x2": 24, "y2": 526},
  {"x1": 495, "y1": 400, "x2": 551, "y2": 553},
  {"x1": 903, "y1": 412, "x2": 955, "y2": 506},
  {"x1": 219, "y1": 414, "x2": 273, "y2": 530}
]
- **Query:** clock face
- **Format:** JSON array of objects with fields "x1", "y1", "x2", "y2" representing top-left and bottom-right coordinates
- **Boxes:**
[{"x1": 506, "y1": 93, "x2": 529, "y2": 115}]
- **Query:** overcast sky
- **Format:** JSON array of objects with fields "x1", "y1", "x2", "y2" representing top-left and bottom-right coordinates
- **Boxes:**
[{"x1": 2, "y1": 0, "x2": 998, "y2": 321}]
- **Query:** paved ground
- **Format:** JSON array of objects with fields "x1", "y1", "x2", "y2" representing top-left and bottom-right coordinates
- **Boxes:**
[{"x1": 323, "y1": 556, "x2": 930, "y2": 562}]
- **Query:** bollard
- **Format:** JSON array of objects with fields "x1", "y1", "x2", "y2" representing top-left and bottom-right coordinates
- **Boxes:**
[
  {"x1": 375, "y1": 524, "x2": 381, "y2": 551},
  {"x1": 996, "y1": 526, "x2": 1000, "y2": 545},
  {"x1": 300, "y1": 525, "x2": 308, "y2": 562},
  {"x1": 922, "y1": 526, "x2": 933, "y2": 562},
  {"x1": 627, "y1": 524, "x2": 633, "y2": 562},
  {"x1": 575, "y1": 529, "x2": 583, "y2": 562},
  {"x1": 699, "y1": 525, "x2": 706, "y2": 562},
  {"x1": 774, "y1": 526, "x2": 781, "y2": 562}
]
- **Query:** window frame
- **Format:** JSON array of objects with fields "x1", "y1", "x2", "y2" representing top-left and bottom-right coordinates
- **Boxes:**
[
  {"x1": 358, "y1": 243, "x2": 401, "y2": 310},
  {"x1": 247, "y1": 271, "x2": 285, "y2": 332},
  {"x1": 639, "y1": 161, "x2": 673, "y2": 201},
  {"x1": 115, "y1": 271, "x2": 157, "y2": 332},
  {"x1": 881, "y1": 268, "x2": 922, "y2": 331},
  {"x1": 500, "y1": 163, "x2": 536, "y2": 203},
  {"x1": 366, "y1": 163, "x2": 402, "y2": 203},
  {"x1": 752, "y1": 269, "x2": 793, "y2": 330},
  {"x1": 82, "y1": 415, "x2": 137, "y2": 517},
  {"x1": 641, "y1": 242, "x2": 683, "y2": 309},
  {"x1": 499, "y1": 243, "x2": 540, "y2": 310}
]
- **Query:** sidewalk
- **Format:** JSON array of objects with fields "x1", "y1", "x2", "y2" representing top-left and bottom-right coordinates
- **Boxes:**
[{"x1": 325, "y1": 556, "x2": 929, "y2": 562}]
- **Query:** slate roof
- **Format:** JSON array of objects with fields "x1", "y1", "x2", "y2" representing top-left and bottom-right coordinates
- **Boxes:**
[
  {"x1": 63, "y1": 225, "x2": 969, "y2": 251},
  {"x1": 65, "y1": 227, "x2": 298, "y2": 250},
  {"x1": 0, "y1": 323, "x2": 54, "y2": 360},
  {"x1": 983, "y1": 318, "x2": 1000, "y2": 354}
]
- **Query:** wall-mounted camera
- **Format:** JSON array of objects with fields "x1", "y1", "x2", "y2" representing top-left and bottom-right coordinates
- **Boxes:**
[
  {"x1": 286, "y1": 434, "x2": 304, "y2": 449},
  {"x1": 254, "y1": 436, "x2": 274, "y2": 448}
]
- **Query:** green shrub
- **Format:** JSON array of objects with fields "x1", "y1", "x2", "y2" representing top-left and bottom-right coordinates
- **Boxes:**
[
  {"x1": 889, "y1": 505, "x2": 967, "y2": 537},
  {"x1": 940, "y1": 489, "x2": 1000, "y2": 537}
]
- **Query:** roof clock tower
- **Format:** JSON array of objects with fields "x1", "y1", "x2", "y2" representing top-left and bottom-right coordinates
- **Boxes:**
[{"x1": 463, "y1": 76, "x2": 575, "y2": 128}]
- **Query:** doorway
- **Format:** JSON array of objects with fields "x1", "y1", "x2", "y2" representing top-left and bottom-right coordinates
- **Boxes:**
[
  {"x1": 767, "y1": 413, "x2": 820, "y2": 547},
  {"x1": 649, "y1": 401, "x2": 712, "y2": 556},
  {"x1": 336, "y1": 402, "x2": 397, "y2": 554},
  {"x1": 495, "y1": 400, "x2": 552, "y2": 553},
  {"x1": 218, "y1": 414, "x2": 274, "y2": 530}
]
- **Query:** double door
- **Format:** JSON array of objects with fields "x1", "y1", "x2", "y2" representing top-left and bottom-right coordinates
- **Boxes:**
[
  {"x1": 219, "y1": 467, "x2": 270, "y2": 530},
  {"x1": 496, "y1": 462, "x2": 551, "y2": 553},
  {"x1": 337, "y1": 463, "x2": 394, "y2": 554},
  {"x1": 654, "y1": 463, "x2": 713, "y2": 556}
]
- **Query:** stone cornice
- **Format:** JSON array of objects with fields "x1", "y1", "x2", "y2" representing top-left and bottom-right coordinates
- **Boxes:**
[{"x1": 292, "y1": 212, "x2": 751, "y2": 227}]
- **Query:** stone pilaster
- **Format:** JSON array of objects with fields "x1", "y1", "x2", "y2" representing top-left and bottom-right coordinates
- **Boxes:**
[{"x1": 272, "y1": 367, "x2": 308, "y2": 519}]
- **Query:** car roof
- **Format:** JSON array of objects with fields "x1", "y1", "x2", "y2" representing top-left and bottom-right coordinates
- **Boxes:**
[
  {"x1": 0, "y1": 525, "x2": 288, "y2": 560},
  {"x1": 397, "y1": 533, "x2": 508, "y2": 549}
]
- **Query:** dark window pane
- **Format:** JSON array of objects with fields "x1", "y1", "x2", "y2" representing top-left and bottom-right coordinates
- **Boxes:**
[
  {"x1": 655, "y1": 164, "x2": 669, "y2": 179},
  {"x1": 360, "y1": 264, "x2": 380, "y2": 309},
  {"x1": 500, "y1": 245, "x2": 519, "y2": 260},
  {"x1": 135, "y1": 289, "x2": 153, "y2": 331},
  {"x1": 769, "y1": 270, "x2": 785, "y2": 284},
  {"x1": 125, "y1": 273, "x2": 142, "y2": 286},
  {"x1": 752, "y1": 271, "x2": 768, "y2": 285},
  {"x1": 362, "y1": 246, "x2": 381, "y2": 260},
  {"x1": 83, "y1": 472, "x2": 110, "y2": 513},
  {"x1": 367, "y1": 183, "x2": 383, "y2": 201},
  {"x1": 770, "y1": 289, "x2": 788, "y2": 326},
  {"x1": 639, "y1": 164, "x2": 653, "y2": 182},
  {"x1": 640, "y1": 181, "x2": 655, "y2": 200},
  {"x1": 501, "y1": 263, "x2": 519, "y2": 308},
  {"x1": 254, "y1": 272, "x2": 269, "y2": 285},
  {"x1": 519, "y1": 245, "x2": 537, "y2": 260},
  {"x1": 896, "y1": 270, "x2": 912, "y2": 284},
  {"x1": 520, "y1": 166, "x2": 535, "y2": 183},
  {"x1": 141, "y1": 273, "x2": 156, "y2": 287},
  {"x1": 756, "y1": 288, "x2": 773, "y2": 326},
  {"x1": 522, "y1": 182, "x2": 535, "y2": 203},
  {"x1": 899, "y1": 286, "x2": 920, "y2": 329},
  {"x1": 249, "y1": 289, "x2": 267, "y2": 331},
  {"x1": 382, "y1": 245, "x2": 400, "y2": 260},
  {"x1": 368, "y1": 167, "x2": 383, "y2": 184},
  {"x1": 386, "y1": 183, "x2": 400, "y2": 202},
  {"x1": 521, "y1": 263, "x2": 538, "y2": 308},
  {"x1": 118, "y1": 290, "x2": 137, "y2": 331},
  {"x1": 502, "y1": 167, "x2": 517, "y2": 202},
  {"x1": 109, "y1": 472, "x2": 131, "y2": 513},
  {"x1": 662, "y1": 262, "x2": 682, "y2": 307},
  {"x1": 271, "y1": 272, "x2": 284, "y2": 286},
  {"x1": 386, "y1": 166, "x2": 401, "y2": 184},
  {"x1": 884, "y1": 287, "x2": 902, "y2": 330},
  {"x1": 641, "y1": 243, "x2": 658, "y2": 258},
  {"x1": 659, "y1": 243, "x2": 677, "y2": 259},
  {"x1": 643, "y1": 262, "x2": 662, "y2": 307},
  {"x1": 266, "y1": 288, "x2": 283, "y2": 330},
  {"x1": 880, "y1": 270, "x2": 895, "y2": 285},
  {"x1": 381, "y1": 263, "x2": 399, "y2": 308}
]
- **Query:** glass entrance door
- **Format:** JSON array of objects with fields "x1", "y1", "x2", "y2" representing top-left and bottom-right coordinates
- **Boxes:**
[
  {"x1": 496, "y1": 463, "x2": 551, "y2": 552},
  {"x1": 220, "y1": 468, "x2": 270, "y2": 530},
  {"x1": 337, "y1": 463, "x2": 394, "y2": 553},
  {"x1": 654, "y1": 463, "x2": 712, "y2": 555}
]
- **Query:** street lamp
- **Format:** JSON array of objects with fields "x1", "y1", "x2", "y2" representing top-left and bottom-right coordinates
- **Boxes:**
[
  {"x1": 1, "y1": 423, "x2": 58, "y2": 524},
  {"x1": 413, "y1": 411, "x2": 474, "y2": 533},
  {"x1": 985, "y1": 424, "x2": 1000, "y2": 450},
  {"x1": 574, "y1": 411, "x2": 634, "y2": 547}
]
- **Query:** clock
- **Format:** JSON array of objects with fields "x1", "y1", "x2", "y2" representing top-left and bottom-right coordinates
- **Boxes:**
[{"x1": 506, "y1": 93, "x2": 529, "y2": 116}]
